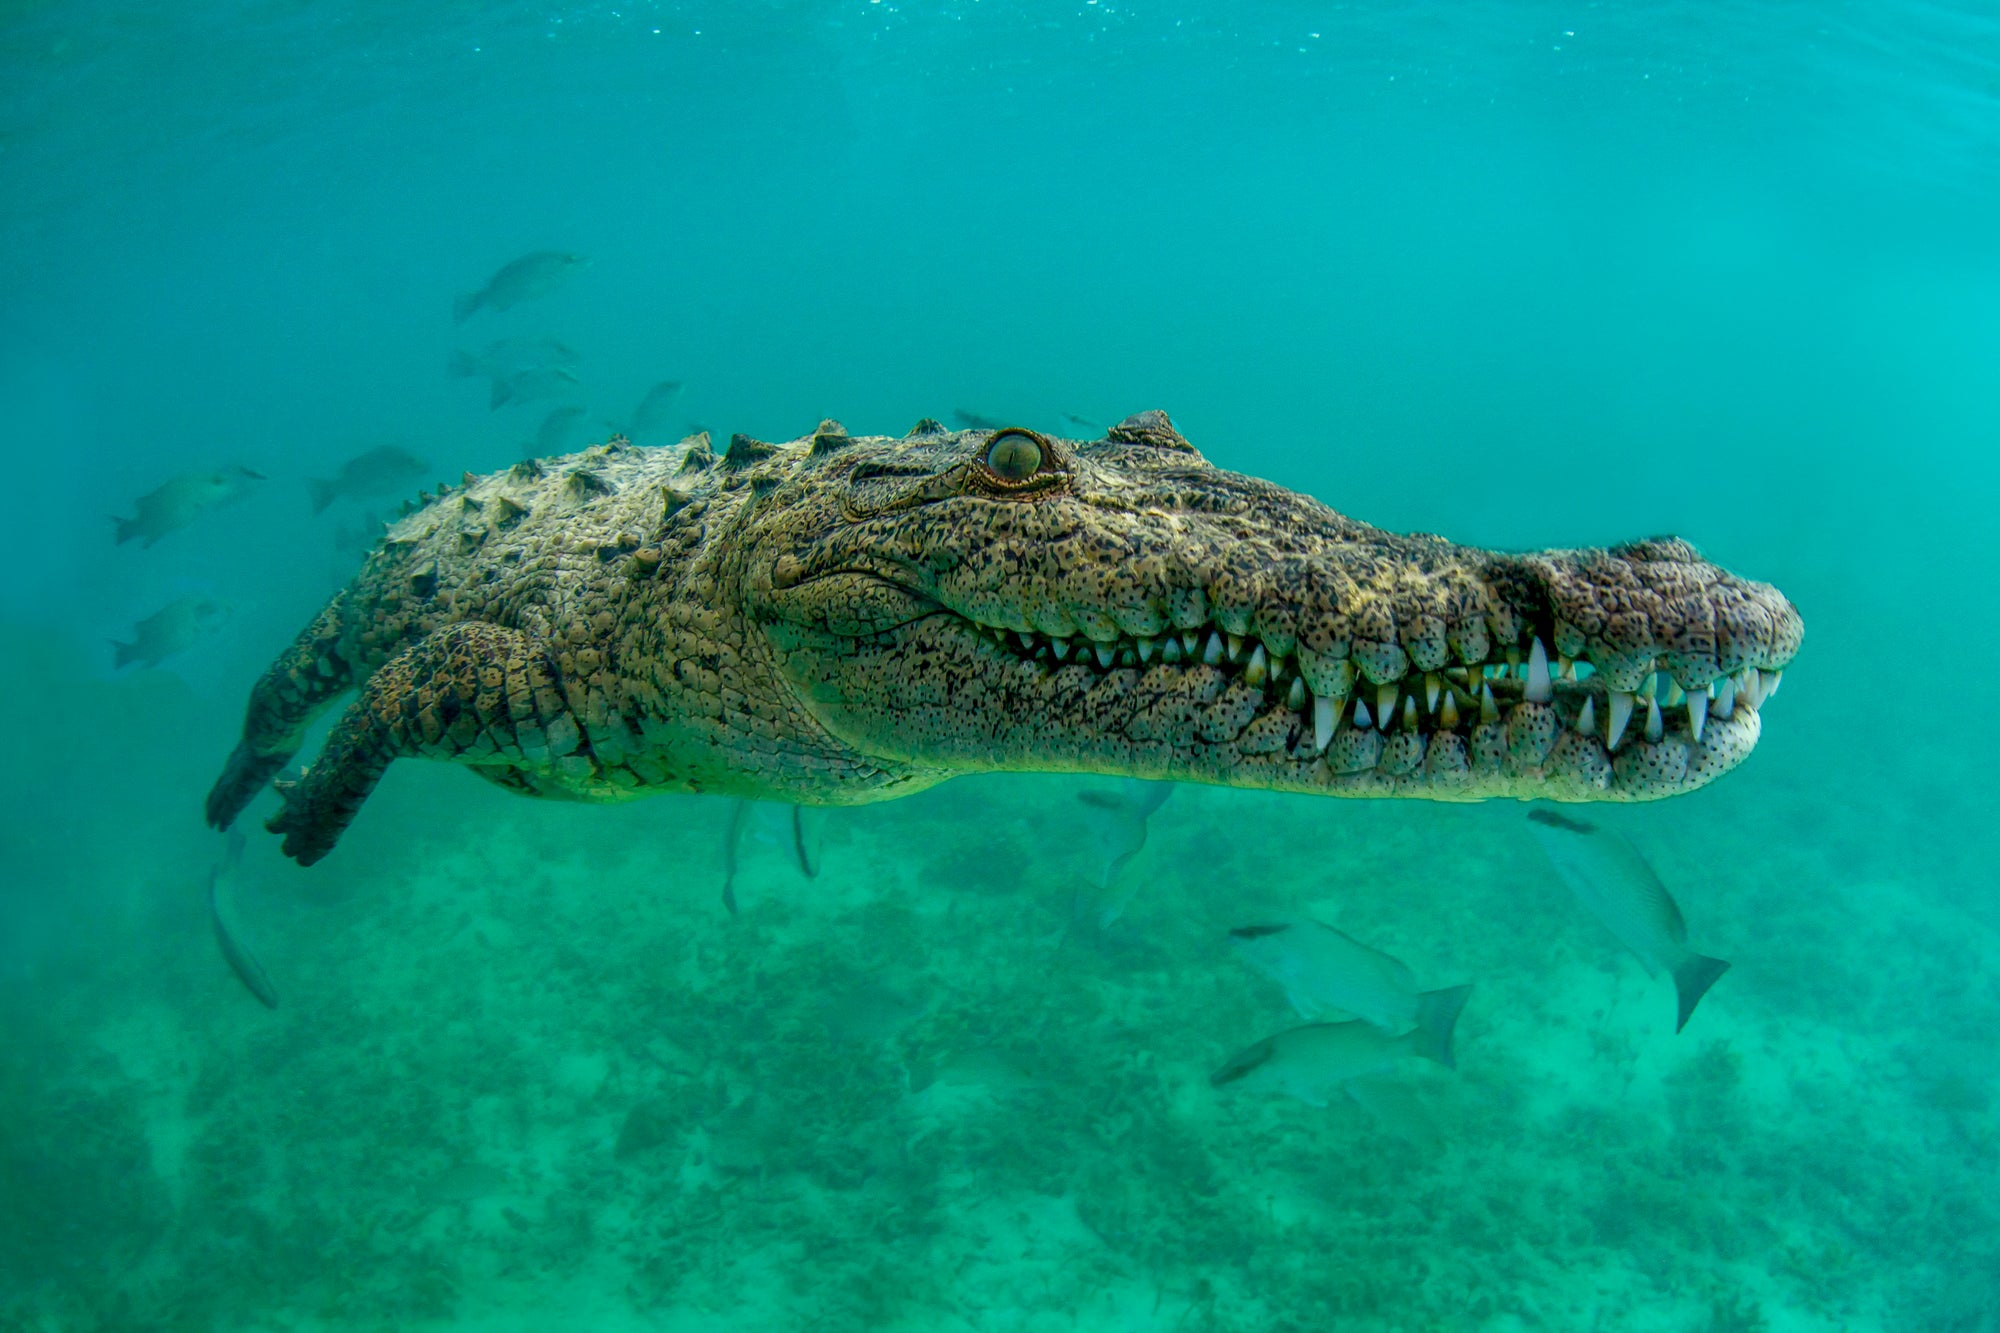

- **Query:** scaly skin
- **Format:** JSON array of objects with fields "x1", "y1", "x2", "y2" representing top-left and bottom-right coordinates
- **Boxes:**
[{"x1": 205, "y1": 412, "x2": 1801, "y2": 865}]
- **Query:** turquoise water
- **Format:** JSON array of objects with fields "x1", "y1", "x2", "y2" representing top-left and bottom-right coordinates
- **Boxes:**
[{"x1": 3, "y1": 2, "x2": 1996, "y2": 1328}]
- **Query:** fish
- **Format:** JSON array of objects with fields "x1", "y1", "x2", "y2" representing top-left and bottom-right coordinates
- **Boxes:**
[
  {"x1": 1210, "y1": 989, "x2": 1471, "y2": 1107},
  {"x1": 907, "y1": 1046, "x2": 1038, "y2": 1096},
  {"x1": 308, "y1": 445, "x2": 430, "y2": 514},
  {"x1": 1074, "y1": 780, "x2": 1174, "y2": 929},
  {"x1": 112, "y1": 465, "x2": 264, "y2": 547},
  {"x1": 626, "y1": 380, "x2": 685, "y2": 443},
  {"x1": 489, "y1": 365, "x2": 581, "y2": 411},
  {"x1": 820, "y1": 981, "x2": 929, "y2": 1044},
  {"x1": 111, "y1": 594, "x2": 228, "y2": 669},
  {"x1": 533, "y1": 404, "x2": 587, "y2": 458},
  {"x1": 1527, "y1": 808, "x2": 1730, "y2": 1033},
  {"x1": 1057, "y1": 413, "x2": 1105, "y2": 438},
  {"x1": 208, "y1": 827, "x2": 278, "y2": 1010},
  {"x1": 448, "y1": 336, "x2": 580, "y2": 381},
  {"x1": 1229, "y1": 916, "x2": 1458, "y2": 1032},
  {"x1": 951, "y1": 408, "x2": 1011, "y2": 431},
  {"x1": 720, "y1": 800, "x2": 822, "y2": 914},
  {"x1": 452, "y1": 250, "x2": 589, "y2": 324}
]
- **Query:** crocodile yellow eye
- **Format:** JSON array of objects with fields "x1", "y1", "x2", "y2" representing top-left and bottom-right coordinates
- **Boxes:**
[{"x1": 984, "y1": 430, "x2": 1044, "y2": 482}]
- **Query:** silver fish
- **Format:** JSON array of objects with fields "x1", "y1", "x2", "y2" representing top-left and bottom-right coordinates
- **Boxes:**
[
  {"x1": 208, "y1": 827, "x2": 277, "y2": 1010},
  {"x1": 453, "y1": 251, "x2": 589, "y2": 324},
  {"x1": 112, "y1": 594, "x2": 228, "y2": 669},
  {"x1": 1211, "y1": 989, "x2": 1470, "y2": 1107},
  {"x1": 113, "y1": 465, "x2": 264, "y2": 546},
  {"x1": 533, "y1": 405, "x2": 587, "y2": 458},
  {"x1": 490, "y1": 365, "x2": 581, "y2": 411},
  {"x1": 627, "y1": 380, "x2": 685, "y2": 443},
  {"x1": 1527, "y1": 808, "x2": 1729, "y2": 1033},
  {"x1": 1229, "y1": 916, "x2": 1452, "y2": 1032},
  {"x1": 448, "y1": 336, "x2": 580, "y2": 380},
  {"x1": 1074, "y1": 780, "x2": 1175, "y2": 929},
  {"x1": 308, "y1": 445, "x2": 429, "y2": 514}
]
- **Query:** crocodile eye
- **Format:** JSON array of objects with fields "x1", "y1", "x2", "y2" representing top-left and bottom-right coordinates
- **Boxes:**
[{"x1": 984, "y1": 430, "x2": 1044, "y2": 482}]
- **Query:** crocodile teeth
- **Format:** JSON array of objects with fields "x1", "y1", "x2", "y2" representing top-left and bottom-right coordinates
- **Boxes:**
[
  {"x1": 1285, "y1": 677, "x2": 1306, "y2": 711},
  {"x1": 1605, "y1": 691, "x2": 1634, "y2": 749},
  {"x1": 1765, "y1": 669, "x2": 1783, "y2": 699},
  {"x1": 1400, "y1": 697, "x2": 1418, "y2": 731},
  {"x1": 1181, "y1": 631, "x2": 1200, "y2": 658},
  {"x1": 1136, "y1": 636, "x2": 1155, "y2": 663},
  {"x1": 1095, "y1": 642, "x2": 1116, "y2": 669},
  {"x1": 1664, "y1": 679, "x2": 1686, "y2": 708},
  {"x1": 1479, "y1": 682, "x2": 1499, "y2": 724},
  {"x1": 1353, "y1": 698, "x2": 1374, "y2": 729},
  {"x1": 1052, "y1": 638, "x2": 1072, "y2": 661},
  {"x1": 1439, "y1": 692, "x2": 1460, "y2": 728},
  {"x1": 1686, "y1": 690, "x2": 1708, "y2": 743},
  {"x1": 1226, "y1": 633, "x2": 1246, "y2": 664},
  {"x1": 1376, "y1": 683, "x2": 1396, "y2": 730},
  {"x1": 1313, "y1": 694, "x2": 1336, "y2": 752},
  {"x1": 1424, "y1": 673, "x2": 1441, "y2": 713},
  {"x1": 1160, "y1": 636, "x2": 1182, "y2": 664},
  {"x1": 1524, "y1": 637, "x2": 1552, "y2": 703},
  {"x1": 1017, "y1": 631, "x2": 1036, "y2": 650},
  {"x1": 1244, "y1": 643, "x2": 1269, "y2": 686},
  {"x1": 1713, "y1": 676, "x2": 1735, "y2": 718},
  {"x1": 1643, "y1": 695, "x2": 1664, "y2": 742},
  {"x1": 1576, "y1": 695, "x2": 1597, "y2": 736},
  {"x1": 1202, "y1": 632, "x2": 1225, "y2": 666}
]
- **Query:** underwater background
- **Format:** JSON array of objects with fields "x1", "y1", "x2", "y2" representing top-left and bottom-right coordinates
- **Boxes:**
[{"x1": 3, "y1": 1, "x2": 1996, "y2": 1329}]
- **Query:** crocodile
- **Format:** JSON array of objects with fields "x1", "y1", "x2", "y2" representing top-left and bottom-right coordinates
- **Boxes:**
[{"x1": 205, "y1": 412, "x2": 1801, "y2": 866}]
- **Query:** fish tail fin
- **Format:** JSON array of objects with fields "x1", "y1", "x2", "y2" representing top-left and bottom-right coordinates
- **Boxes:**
[
  {"x1": 112, "y1": 514, "x2": 137, "y2": 544},
  {"x1": 1407, "y1": 984, "x2": 1473, "y2": 1070},
  {"x1": 1672, "y1": 954, "x2": 1730, "y2": 1033},
  {"x1": 308, "y1": 478, "x2": 336, "y2": 514},
  {"x1": 111, "y1": 638, "x2": 138, "y2": 669},
  {"x1": 452, "y1": 290, "x2": 481, "y2": 324}
]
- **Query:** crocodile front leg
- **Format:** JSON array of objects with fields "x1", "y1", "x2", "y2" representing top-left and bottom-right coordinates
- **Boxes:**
[
  {"x1": 206, "y1": 593, "x2": 355, "y2": 831},
  {"x1": 267, "y1": 622, "x2": 580, "y2": 865}
]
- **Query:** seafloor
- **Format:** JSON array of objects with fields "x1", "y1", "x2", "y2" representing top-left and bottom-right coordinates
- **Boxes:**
[{"x1": 1, "y1": 630, "x2": 1990, "y2": 1332}]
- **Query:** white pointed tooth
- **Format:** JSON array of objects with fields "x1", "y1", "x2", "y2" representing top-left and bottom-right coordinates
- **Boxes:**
[
  {"x1": 1244, "y1": 643, "x2": 1269, "y2": 686},
  {"x1": 1226, "y1": 633, "x2": 1246, "y2": 663},
  {"x1": 1286, "y1": 676, "x2": 1306, "y2": 710},
  {"x1": 1313, "y1": 694, "x2": 1336, "y2": 753},
  {"x1": 1181, "y1": 631, "x2": 1200, "y2": 657},
  {"x1": 1136, "y1": 636, "x2": 1155, "y2": 663},
  {"x1": 1643, "y1": 695, "x2": 1663, "y2": 743},
  {"x1": 1017, "y1": 631, "x2": 1036, "y2": 650},
  {"x1": 1765, "y1": 669, "x2": 1782, "y2": 699},
  {"x1": 1525, "y1": 637, "x2": 1552, "y2": 703},
  {"x1": 1439, "y1": 692, "x2": 1460, "y2": 729},
  {"x1": 1400, "y1": 697, "x2": 1418, "y2": 731},
  {"x1": 1577, "y1": 696, "x2": 1597, "y2": 736},
  {"x1": 1740, "y1": 667, "x2": 1764, "y2": 709},
  {"x1": 1664, "y1": 679, "x2": 1686, "y2": 708},
  {"x1": 1095, "y1": 642, "x2": 1115, "y2": 669},
  {"x1": 1160, "y1": 636, "x2": 1183, "y2": 664},
  {"x1": 1424, "y1": 672, "x2": 1441, "y2": 713},
  {"x1": 1353, "y1": 698, "x2": 1373, "y2": 729},
  {"x1": 1479, "y1": 682, "x2": 1499, "y2": 724},
  {"x1": 1052, "y1": 637, "x2": 1071, "y2": 661},
  {"x1": 1638, "y1": 673, "x2": 1659, "y2": 701},
  {"x1": 1686, "y1": 690, "x2": 1708, "y2": 743},
  {"x1": 1713, "y1": 677, "x2": 1736, "y2": 719},
  {"x1": 1202, "y1": 632, "x2": 1225, "y2": 666},
  {"x1": 1376, "y1": 683, "x2": 1397, "y2": 730},
  {"x1": 1558, "y1": 654, "x2": 1576, "y2": 682},
  {"x1": 1606, "y1": 691, "x2": 1634, "y2": 750}
]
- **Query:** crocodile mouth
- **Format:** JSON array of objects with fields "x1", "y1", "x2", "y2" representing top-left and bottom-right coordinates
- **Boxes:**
[{"x1": 952, "y1": 610, "x2": 1785, "y2": 797}]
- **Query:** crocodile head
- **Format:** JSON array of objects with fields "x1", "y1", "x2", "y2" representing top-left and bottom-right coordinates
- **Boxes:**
[{"x1": 741, "y1": 411, "x2": 1800, "y2": 804}]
